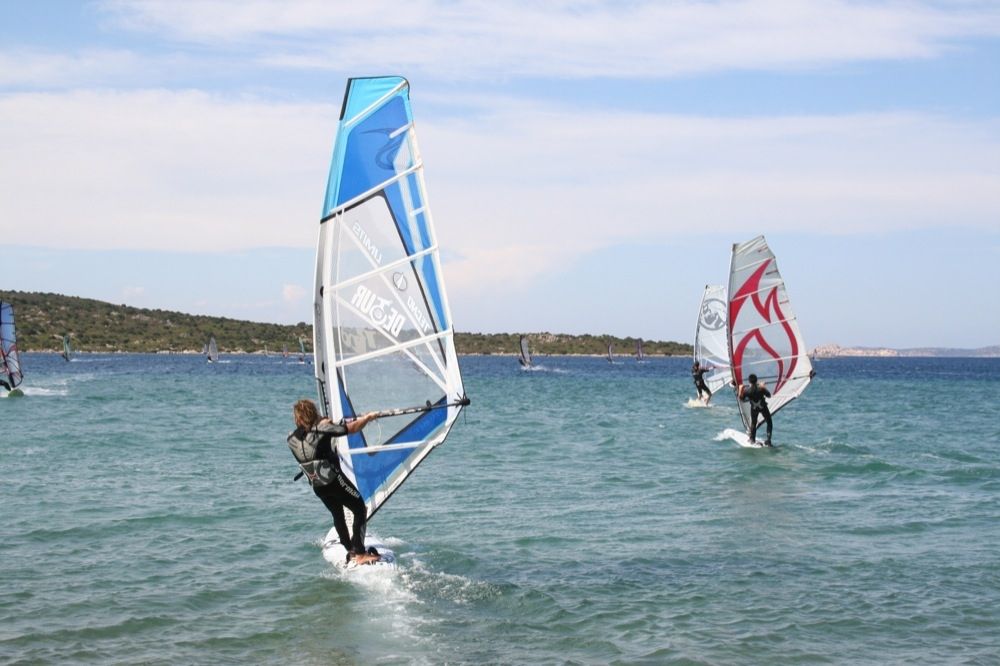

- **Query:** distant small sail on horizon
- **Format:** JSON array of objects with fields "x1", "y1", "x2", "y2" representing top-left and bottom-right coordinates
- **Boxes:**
[
  {"x1": 0, "y1": 301, "x2": 24, "y2": 393},
  {"x1": 635, "y1": 339, "x2": 645, "y2": 362},
  {"x1": 206, "y1": 336, "x2": 219, "y2": 363},
  {"x1": 312, "y1": 75, "x2": 469, "y2": 531},
  {"x1": 606, "y1": 342, "x2": 614, "y2": 363},
  {"x1": 298, "y1": 337, "x2": 306, "y2": 364},
  {"x1": 518, "y1": 335, "x2": 533, "y2": 367},
  {"x1": 727, "y1": 236, "x2": 813, "y2": 432},
  {"x1": 282, "y1": 344, "x2": 289, "y2": 358},
  {"x1": 694, "y1": 284, "x2": 732, "y2": 398},
  {"x1": 61, "y1": 335, "x2": 72, "y2": 362}
]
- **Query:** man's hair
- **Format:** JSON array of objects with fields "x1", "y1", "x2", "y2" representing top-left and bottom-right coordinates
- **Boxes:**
[{"x1": 293, "y1": 399, "x2": 320, "y2": 429}]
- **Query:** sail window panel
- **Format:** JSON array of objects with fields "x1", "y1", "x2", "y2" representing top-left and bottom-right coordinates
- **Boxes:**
[
  {"x1": 336, "y1": 264, "x2": 434, "y2": 345},
  {"x1": 334, "y1": 195, "x2": 412, "y2": 284},
  {"x1": 339, "y1": 347, "x2": 448, "y2": 438}
]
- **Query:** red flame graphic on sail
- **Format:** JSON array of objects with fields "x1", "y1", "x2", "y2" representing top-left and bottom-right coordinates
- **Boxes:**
[{"x1": 729, "y1": 259, "x2": 798, "y2": 393}]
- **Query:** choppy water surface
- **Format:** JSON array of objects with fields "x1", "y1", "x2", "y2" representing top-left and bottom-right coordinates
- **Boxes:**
[{"x1": 2, "y1": 354, "x2": 998, "y2": 664}]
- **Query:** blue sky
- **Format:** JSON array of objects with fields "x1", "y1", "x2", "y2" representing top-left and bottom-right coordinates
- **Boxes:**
[{"x1": 2, "y1": 0, "x2": 999, "y2": 348}]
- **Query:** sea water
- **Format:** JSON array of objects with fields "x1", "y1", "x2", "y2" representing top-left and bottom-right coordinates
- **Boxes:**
[{"x1": 1, "y1": 354, "x2": 998, "y2": 664}]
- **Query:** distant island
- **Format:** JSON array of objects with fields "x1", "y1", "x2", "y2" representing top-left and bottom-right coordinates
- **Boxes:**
[
  {"x1": 0, "y1": 290, "x2": 692, "y2": 357},
  {"x1": 811, "y1": 343, "x2": 1000, "y2": 358}
]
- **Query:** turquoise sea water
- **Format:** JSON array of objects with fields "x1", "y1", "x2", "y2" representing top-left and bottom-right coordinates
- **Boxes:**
[{"x1": 2, "y1": 354, "x2": 999, "y2": 664}]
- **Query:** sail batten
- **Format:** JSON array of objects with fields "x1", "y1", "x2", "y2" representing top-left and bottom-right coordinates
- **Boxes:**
[{"x1": 315, "y1": 76, "x2": 467, "y2": 522}]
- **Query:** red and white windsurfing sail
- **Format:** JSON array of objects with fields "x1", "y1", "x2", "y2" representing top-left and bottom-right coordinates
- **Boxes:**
[{"x1": 727, "y1": 236, "x2": 813, "y2": 430}]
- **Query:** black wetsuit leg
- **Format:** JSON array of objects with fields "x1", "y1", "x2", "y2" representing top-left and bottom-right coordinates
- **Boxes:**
[
  {"x1": 314, "y1": 471, "x2": 368, "y2": 555},
  {"x1": 760, "y1": 405, "x2": 773, "y2": 443},
  {"x1": 750, "y1": 405, "x2": 773, "y2": 443},
  {"x1": 696, "y1": 378, "x2": 710, "y2": 399}
]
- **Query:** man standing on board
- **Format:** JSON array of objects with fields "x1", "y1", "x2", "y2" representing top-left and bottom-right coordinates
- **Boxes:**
[
  {"x1": 287, "y1": 399, "x2": 380, "y2": 565},
  {"x1": 738, "y1": 374, "x2": 773, "y2": 446},
  {"x1": 692, "y1": 361, "x2": 713, "y2": 403}
]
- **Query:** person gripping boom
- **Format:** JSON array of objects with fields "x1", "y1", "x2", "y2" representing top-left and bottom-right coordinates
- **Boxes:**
[{"x1": 287, "y1": 399, "x2": 380, "y2": 565}]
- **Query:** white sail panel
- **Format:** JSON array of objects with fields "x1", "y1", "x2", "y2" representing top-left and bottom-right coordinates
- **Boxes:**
[
  {"x1": 694, "y1": 284, "x2": 732, "y2": 396},
  {"x1": 315, "y1": 76, "x2": 466, "y2": 520},
  {"x1": 727, "y1": 236, "x2": 813, "y2": 430}
]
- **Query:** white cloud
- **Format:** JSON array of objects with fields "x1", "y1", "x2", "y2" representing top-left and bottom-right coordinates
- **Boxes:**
[
  {"x1": 2, "y1": 89, "x2": 998, "y2": 299},
  {"x1": 97, "y1": 0, "x2": 1000, "y2": 78},
  {"x1": 0, "y1": 89, "x2": 332, "y2": 251},
  {"x1": 282, "y1": 283, "x2": 306, "y2": 303},
  {"x1": 123, "y1": 286, "x2": 145, "y2": 299}
]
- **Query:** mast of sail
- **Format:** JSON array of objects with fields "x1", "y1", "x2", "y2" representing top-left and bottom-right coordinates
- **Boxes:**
[
  {"x1": 727, "y1": 236, "x2": 813, "y2": 431},
  {"x1": 313, "y1": 76, "x2": 467, "y2": 522}
]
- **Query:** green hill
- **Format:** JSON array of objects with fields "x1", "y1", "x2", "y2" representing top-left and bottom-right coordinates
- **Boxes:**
[{"x1": 0, "y1": 290, "x2": 692, "y2": 356}]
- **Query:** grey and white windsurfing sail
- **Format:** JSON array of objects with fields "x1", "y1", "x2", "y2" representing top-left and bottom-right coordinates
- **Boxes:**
[
  {"x1": 518, "y1": 335, "x2": 532, "y2": 367},
  {"x1": 61, "y1": 335, "x2": 72, "y2": 362},
  {"x1": 313, "y1": 76, "x2": 468, "y2": 523},
  {"x1": 298, "y1": 337, "x2": 307, "y2": 363},
  {"x1": 606, "y1": 342, "x2": 614, "y2": 363},
  {"x1": 727, "y1": 236, "x2": 813, "y2": 431},
  {"x1": 694, "y1": 284, "x2": 732, "y2": 396},
  {"x1": 635, "y1": 339, "x2": 645, "y2": 362},
  {"x1": 0, "y1": 301, "x2": 24, "y2": 391},
  {"x1": 206, "y1": 336, "x2": 219, "y2": 363}
]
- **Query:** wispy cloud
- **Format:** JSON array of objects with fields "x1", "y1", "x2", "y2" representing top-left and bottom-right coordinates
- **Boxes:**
[
  {"x1": 98, "y1": 0, "x2": 1000, "y2": 79},
  {"x1": 3, "y1": 88, "x2": 997, "y2": 297},
  {"x1": 282, "y1": 283, "x2": 306, "y2": 303}
]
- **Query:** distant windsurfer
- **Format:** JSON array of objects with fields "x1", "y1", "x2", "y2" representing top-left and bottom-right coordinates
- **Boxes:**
[
  {"x1": 287, "y1": 399, "x2": 381, "y2": 565},
  {"x1": 737, "y1": 374, "x2": 772, "y2": 446},
  {"x1": 692, "y1": 361, "x2": 712, "y2": 403}
]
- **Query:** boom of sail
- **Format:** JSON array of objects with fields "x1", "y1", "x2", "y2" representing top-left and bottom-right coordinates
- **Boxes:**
[
  {"x1": 694, "y1": 284, "x2": 732, "y2": 397},
  {"x1": 313, "y1": 76, "x2": 468, "y2": 521},
  {"x1": 0, "y1": 301, "x2": 24, "y2": 390},
  {"x1": 727, "y1": 236, "x2": 813, "y2": 431}
]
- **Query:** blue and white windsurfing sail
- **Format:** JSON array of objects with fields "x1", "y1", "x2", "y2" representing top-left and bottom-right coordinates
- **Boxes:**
[
  {"x1": 206, "y1": 336, "x2": 218, "y2": 363},
  {"x1": 0, "y1": 301, "x2": 24, "y2": 390},
  {"x1": 313, "y1": 76, "x2": 468, "y2": 521}
]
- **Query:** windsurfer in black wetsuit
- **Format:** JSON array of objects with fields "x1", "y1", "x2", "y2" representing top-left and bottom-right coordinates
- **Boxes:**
[
  {"x1": 287, "y1": 399, "x2": 380, "y2": 565},
  {"x1": 737, "y1": 373, "x2": 773, "y2": 446},
  {"x1": 692, "y1": 361, "x2": 712, "y2": 403}
]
